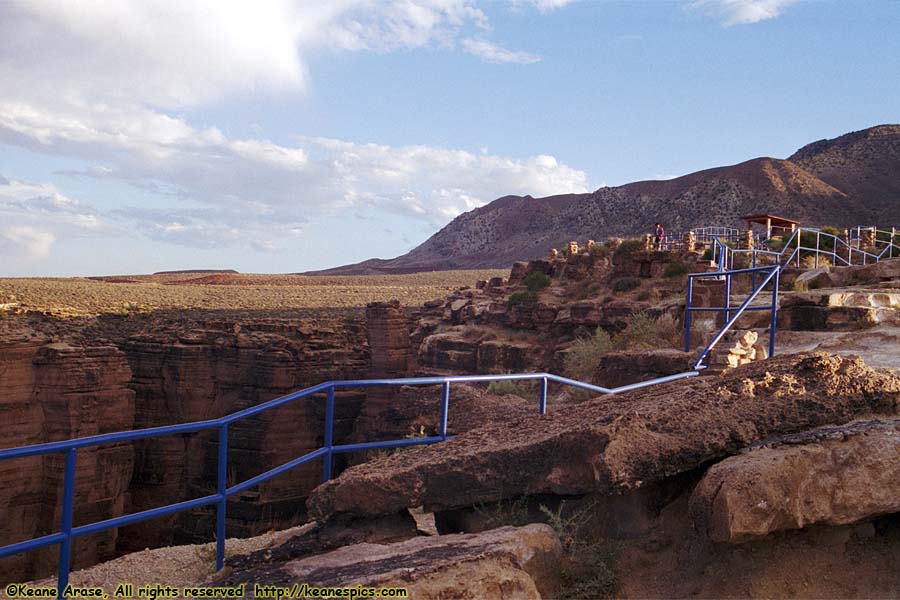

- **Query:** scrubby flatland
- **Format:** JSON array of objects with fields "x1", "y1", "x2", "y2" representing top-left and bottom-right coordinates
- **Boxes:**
[{"x1": 0, "y1": 270, "x2": 505, "y2": 316}]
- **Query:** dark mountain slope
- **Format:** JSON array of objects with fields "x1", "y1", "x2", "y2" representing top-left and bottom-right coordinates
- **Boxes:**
[{"x1": 313, "y1": 125, "x2": 900, "y2": 274}]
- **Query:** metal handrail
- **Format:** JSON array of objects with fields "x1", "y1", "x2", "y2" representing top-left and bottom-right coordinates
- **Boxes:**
[
  {"x1": 687, "y1": 225, "x2": 900, "y2": 370},
  {"x1": 686, "y1": 266, "x2": 780, "y2": 369},
  {"x1": 0, "y1": 370, "x2": 699, "y2": 597},
  {"x1": 729, "y1": 227, "x2": 900, "y2": 270}
]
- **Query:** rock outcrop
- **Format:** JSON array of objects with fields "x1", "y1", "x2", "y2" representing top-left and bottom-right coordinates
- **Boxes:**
[
  {"x1": 690, "y1": 419, "x2": 900, "y2": 543},
  {"x1": 307, "y1": 353, "x2": 900, "y2": 521},
  {"x1": 0, "y1": 331, "x2": 135, "y2": 582},
  {"x1": 222, "y1": 524, "x2": 561, "y2": 599},
  {"x1": 779, "y1": 289, "x2": 900, "y2": 331},
  {"x1": 119, "y1": 319, "x2": 369, "y2": 552},
  {"x1": 354, "y1": 302, "x2": 411, "y2": 441}
]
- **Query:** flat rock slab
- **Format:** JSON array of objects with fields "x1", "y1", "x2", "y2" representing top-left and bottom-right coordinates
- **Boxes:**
[
  {"x1": 690, "y1": 419, "x2": 900, "y2": 543},
  {"x1": 226, "y1": 525, "x2": 561, "y2": 599},
  {"x1": 308, "y1": 353, "x2": 900, "y2": 521}
]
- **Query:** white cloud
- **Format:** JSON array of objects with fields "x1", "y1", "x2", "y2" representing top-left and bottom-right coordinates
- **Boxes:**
[
  {"x1": 687, "y1": 0, "x2": 797, "y2": 26},
  {"x1": 0, "y1": 2, "x2": 580, "y2": 258},
  {"x1": 0, "y1": 0, "x2": 522, "y2": 112},
  {"x1": 1, "y1": 226, "x2": 56, "y2": 260},
  {"x1": 461, "y1": 38, "x2": 541, "y2": 64},
  {"x1": 510, "y1": 0, "x2": 575, "y2": 13},
  {"x1": 0, "y1": 175, "x2": 120, "y2": 264}
]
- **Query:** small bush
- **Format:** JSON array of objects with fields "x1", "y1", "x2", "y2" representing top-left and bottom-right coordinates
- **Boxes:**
[
  {"x1": 573, "y1": 281, "x2": 598, "y2": 301},
  {"x1": 565, "y1": 328, "x2": 614, "y2": 384},
  {"x1": 663, "y1": 262, "x2": 689, "y2": 278},
  {"x1": 701, "y1": 248, "x2": 714, "y2": 261},
  {"x1": 486, "y1": 380, "x2": 535, "y2": 400},
  {"x1": 611, "y1": 277, "x2": 641, "y2": 293},
  {"x1": 613, "y1": 238, "x2": 644, "y2": 258},
  {"x1": 764, "y1": 236, "x2": 785, "y2": 251},
  {"x1": 522, "y1": 270, "x2": 551, "y2": 292},
  {"x1": 800, "y1": 254, "x2": 820, "y2": 270},
  {"x1": 473, "y1": 496, "x2": 530, "y2": 528},
  {"x1": 507, "y1": 290, "x2": 538, "y2": 309},
  {"x1": 617, "y1": 310, "x2": 681, "y2": 350},
  {"x1": 540, "y1": 500, "x2": 618, "y2": 599}
]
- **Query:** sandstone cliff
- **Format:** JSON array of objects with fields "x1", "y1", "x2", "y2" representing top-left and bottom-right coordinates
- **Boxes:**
[{"x1": 0, "y1": 330, "x2": 135, "y2": 582}]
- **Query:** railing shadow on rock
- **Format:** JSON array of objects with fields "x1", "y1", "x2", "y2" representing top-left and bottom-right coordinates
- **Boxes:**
[{"x1": 0, "y1": 370, "x2": 700, "y2": 598}]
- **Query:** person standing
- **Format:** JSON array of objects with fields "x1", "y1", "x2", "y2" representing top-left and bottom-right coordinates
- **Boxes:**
[{"x1": 655, "y1": 223, "x2": 665, "y2": 250}]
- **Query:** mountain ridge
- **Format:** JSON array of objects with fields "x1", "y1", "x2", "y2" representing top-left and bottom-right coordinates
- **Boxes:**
[{"x1": 312, "y1": 125, "x2": 900, "y2": 275}]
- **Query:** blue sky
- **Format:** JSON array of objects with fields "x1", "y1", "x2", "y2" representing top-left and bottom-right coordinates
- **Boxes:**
[{"x1": 1, "y1": 0, "x2": 898, "y2": 276}]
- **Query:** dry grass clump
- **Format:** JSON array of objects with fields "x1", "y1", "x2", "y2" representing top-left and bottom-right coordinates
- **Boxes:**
[{"x1": 565, "y1": 311, "x2": 681, "y2": 383}]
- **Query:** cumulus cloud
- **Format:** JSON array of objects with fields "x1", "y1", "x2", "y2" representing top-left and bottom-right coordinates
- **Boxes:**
[
  {"x1": 1, "y1": 226, "x2": 55, "y2": 260},
  {"x1": 0, "y1": 175, "x2": 119, "y2": 263},
  {"x1": 0, "y1": 0, "x2": 529, "y2": 111},
  {"x1": 0, "y1": 2, "x2": 582, "y2": 257},
  {"x1": 687, "y1": 0, "x2": 797, "y2": 26},
  {"x1": 461, "y1": 39, "x2": 541, "y2": 64}
]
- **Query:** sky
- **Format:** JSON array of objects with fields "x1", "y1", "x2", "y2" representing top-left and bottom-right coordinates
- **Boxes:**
[{"x1": 1, "y1": 0, "x2": 898, "y2": 276}]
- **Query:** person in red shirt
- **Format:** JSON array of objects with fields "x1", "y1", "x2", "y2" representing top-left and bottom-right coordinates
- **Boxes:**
[{"x1": 655, "y1": 223, "x2": 665, "y2": 250}]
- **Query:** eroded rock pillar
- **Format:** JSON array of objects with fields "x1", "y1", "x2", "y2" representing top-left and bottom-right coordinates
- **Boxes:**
[{"x1": 356, "y1": 301, "x2": 411, "y2": 440}]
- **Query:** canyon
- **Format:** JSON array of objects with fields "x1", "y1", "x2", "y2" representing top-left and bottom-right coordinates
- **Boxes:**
[{"x1": 3, "y1": 240, "x2": 900, "y2": 597}]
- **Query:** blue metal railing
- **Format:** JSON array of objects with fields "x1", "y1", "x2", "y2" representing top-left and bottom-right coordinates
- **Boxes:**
[
  {"x1": 0, "y1": 370, "x2": 699, "y2": 597},
  {"x1": 730, "y1": 227, "x2": 900, "y2": 270},
  {"x1": 690, "y1": 226, "x2": 900, "y2": 370},
  {"x1": 685, "y1": 265, "x2": 780, "y2": 369}
]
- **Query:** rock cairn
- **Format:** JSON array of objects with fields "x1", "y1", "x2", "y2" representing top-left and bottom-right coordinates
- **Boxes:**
[{"x1": 710, "y1": 330, "x2": 769, "y2": 369}]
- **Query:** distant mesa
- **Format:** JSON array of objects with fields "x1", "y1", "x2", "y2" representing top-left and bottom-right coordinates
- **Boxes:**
[
  {"x1": 151, "y1": 269, "x2": 239, "y2": 275},
  {"x1": 313, "y1": 124, "x2": 900, "y2": 275}
]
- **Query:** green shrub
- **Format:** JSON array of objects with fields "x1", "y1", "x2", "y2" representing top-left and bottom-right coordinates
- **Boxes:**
[
  {"x1": 701, "y1": 248, "x2": 714, "y2": 261},
  {"x1": 522, "y1": 270, "x2": 551, "y2": 292},
  {"x1": 540, "y1": 500, "x2": 618, "y2": 599},
  {"x1": 613, "y1": 238, "x2": 644, "y2": 258},
  {"x1": 617, "y1": 310, "x2": 681, "y2": 350},
  {"x1": 800, "y1": 254, "x2": 821, "y2": 270},
  {"x1": 663, "y1": 262, "x2": 689, "y2": 278},
  {"x1": 486, "y1": 380, "x2": 536, "y2": 400},
  {"x1": 565, "y1": 328, "x2": 614, "y2": 384},
  {"x1": 473, "y1": 496, "x2": 530, "y2": 528},
  {"x1": 611, "y1": 277, "x2": 641, "y2": 293},
  {"x1": 507, "y1": 290, "x2": 538, "y2": 309},
  {"x1": 765, "y1": 236, "x2": 785, "y2": 251}
]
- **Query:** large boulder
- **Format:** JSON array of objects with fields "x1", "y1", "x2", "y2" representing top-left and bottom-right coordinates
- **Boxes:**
[
  {"x1": 690, "y1": 419, "x2": 900, "y2": 543},
  {"x1": 307, "y1": 353, "x2": 900, "y2": 521}
]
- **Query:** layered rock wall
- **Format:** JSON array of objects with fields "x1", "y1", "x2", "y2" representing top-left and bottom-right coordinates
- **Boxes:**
[
  {"x1": 119, "y1": 322, "x2": 369, "y2": 552},
  {"x1": 0, "y1": 336, "x2": 134, "y2": 583}
]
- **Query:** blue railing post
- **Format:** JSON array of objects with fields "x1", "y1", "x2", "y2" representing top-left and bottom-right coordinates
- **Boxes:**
[
  {"x1": 539, "y1": 377, "x2": 548, "y2": 415},
  {"x1": 216, "y1": 424, "x2": 228, "y2": 572},
  {"x1": 323, "y1": 385, "x2": 335, "y2": 482},
  {"x1": 751, "y1": 251, "x2": 757, "y2": 290},
  {"x1": 769, "y1": 267, "x2": 780, "y2": 358},
  {"x1": 57, "y1": 447, "x2": 77, "y2": 600},
  {"x1": 440, "y1": 381, "x2": 450, "y2": 440},
  {"x1": 685, "y1": 277, "x2": 693, "y2": 352},
  {"x1": 724, "y1": 272, "x2": 732, "y2": 323}
]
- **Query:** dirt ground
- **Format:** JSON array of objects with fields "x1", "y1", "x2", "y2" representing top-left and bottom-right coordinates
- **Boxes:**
[{"x1": 0, "y1": 270, "x2": 505, "y2": 316}]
